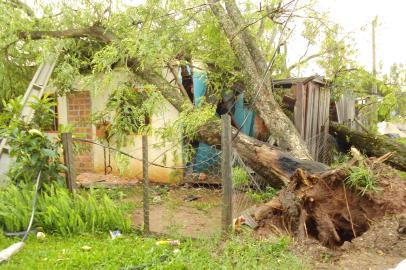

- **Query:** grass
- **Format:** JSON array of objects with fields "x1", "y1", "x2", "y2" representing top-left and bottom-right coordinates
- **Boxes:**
[
  {"x1": 0, "y1": 232, "x2": 308, "y2": 270},
  {"x1": 247, "y1": 186, "x2": 278, "y2": 203},
  {"x1": 190, "y1": 201, "x2": 214, "y2": 213},
  {"x1": 398, "y1": 170, "x2": 406, "y2": 182},
  {"x1": 345, "y1": 165, "x2": 377, "y2": 195}
]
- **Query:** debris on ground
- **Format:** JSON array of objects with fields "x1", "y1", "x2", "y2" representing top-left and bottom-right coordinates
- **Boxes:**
[
  {"x1": 232, "y1": 216, "x2": 246, "y2": 233},
  {"x1": 81, "y1": 245, "x2": 92, "y2": 251},
  {"x1": 152, "y1": 195, "x2": 162, "y2": 204},
  {"x1": 184, "y1": 194, "x2": 201, "y2": 202},
  {"x1": 36, "y1": 232, "x2": 46, "y2": 240},
  {"x1": 109, "y1": 230, "x2": 122, "y2": 240},
  {"x1": 156, "y1": 240, "x2": 180, "y2": 246}
]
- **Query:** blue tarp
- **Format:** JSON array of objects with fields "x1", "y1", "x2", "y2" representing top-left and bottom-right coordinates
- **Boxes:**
[
  {"x1": 180, "y1": 67, "x2": 256, "y2": 172},
  {"x1": 193, "y1": 70, "x2": 220, "y2": 172},
  {"x1": 234, "y1": 93, "x2": 256, "y2": 137}
]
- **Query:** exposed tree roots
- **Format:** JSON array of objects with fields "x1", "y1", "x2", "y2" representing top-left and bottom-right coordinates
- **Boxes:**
[{"x1": 254, "y1": 156, "x2": 406, "y2": 247}]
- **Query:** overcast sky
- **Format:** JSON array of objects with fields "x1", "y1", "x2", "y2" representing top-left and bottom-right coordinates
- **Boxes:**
[{"x1": 302, "y1": 0, "x2": 406, "y2": 75}]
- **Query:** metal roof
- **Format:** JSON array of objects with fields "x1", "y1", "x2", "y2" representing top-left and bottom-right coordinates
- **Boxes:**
[{"x1": 273, "y1": 75, "x2": 326, "y2": 88}]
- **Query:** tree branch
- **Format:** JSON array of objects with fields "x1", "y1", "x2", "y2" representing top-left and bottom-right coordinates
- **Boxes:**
[
  {"x1": 168, "y1": 63, "x2": 193, "y2": 104},
  {"x1": 287, "y1": 51, "x2": 324, "y2": 72},
  {"x1": 18, "y1": 25, "x2": 116, "y2": 43}
]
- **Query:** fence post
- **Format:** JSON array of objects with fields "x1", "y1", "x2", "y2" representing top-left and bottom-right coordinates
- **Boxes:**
[
  {"x1": 142, "y1": 132, "x2": 150, "y2": 234},
  {"x1": 61, "y1": 132, "x2": 75, "y2": 192},
  {"x1": 221, "y1": 114, "x2": 233, "y2": 232}
]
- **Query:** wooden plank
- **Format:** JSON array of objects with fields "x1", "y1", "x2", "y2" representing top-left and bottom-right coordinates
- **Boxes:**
[
  {"x1": 221, "y1": 114, "x2": 233, "y2": 232},
  {"x1": 294, "y1": 82, "x2": 305, "y2": 138},
  {"x1": 304, "y1": 83, "x2": 313, "y2": 146},
  {"x1": 61, "y1": 133, "x2": 76, "y2": 192},
  {"x1": 311, "y1": 84, "x2": 320, "y2": 160},
  {"x1": 318, "y1": 88, "x2": 327, "y2": 162},
  {"x1": 323, "y1": 88, "x2": 331, "y2": 162},
  {"x1": 315, "y1": 87, "x2": 323, "y2": 161}
]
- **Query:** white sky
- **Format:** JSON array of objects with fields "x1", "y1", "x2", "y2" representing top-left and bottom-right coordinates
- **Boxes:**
[{"x1": 302, "y1": 0, "x2": 406, "y2": 75}]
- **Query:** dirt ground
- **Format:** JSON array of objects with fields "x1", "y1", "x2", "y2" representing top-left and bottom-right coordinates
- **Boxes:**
[
  {"x1": 290, "y1": 215, "x2": 406, "y2": 270},
  {"x1": 76, "y1": 172, "x2": 255, "y2": 237},
  {"x1": 132, "y1": 187, "x2": 223, "y2": 237},
  {"x1": 76, "y1": 172, "x2": 140, "y2": 187},
  {"x1": 132, "y1": 186, "x2": 256, "y2": 237}
]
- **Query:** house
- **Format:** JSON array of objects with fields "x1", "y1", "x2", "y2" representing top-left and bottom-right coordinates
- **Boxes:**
[{"x1": 48, "y1": 69, "x2": 183, "y2": 183}]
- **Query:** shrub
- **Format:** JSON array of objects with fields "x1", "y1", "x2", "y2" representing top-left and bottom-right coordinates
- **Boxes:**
[{"x1": 0, "y1": 183, "x2": 131, "y2": 235}]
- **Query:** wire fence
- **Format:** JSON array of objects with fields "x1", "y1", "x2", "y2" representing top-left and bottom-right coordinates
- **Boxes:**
[{"x1": 62, "y1": 115, "x2": 255, "y2": 237}]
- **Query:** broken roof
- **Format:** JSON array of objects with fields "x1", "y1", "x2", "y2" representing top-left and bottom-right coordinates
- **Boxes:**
[{"x1": 273, "y1": 75, "x2": 326, "y2": 88}]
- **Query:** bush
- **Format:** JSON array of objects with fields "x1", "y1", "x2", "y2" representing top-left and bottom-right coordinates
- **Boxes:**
[{"x1": 0, "y1": 183, "x2": 131, "y2": 235}]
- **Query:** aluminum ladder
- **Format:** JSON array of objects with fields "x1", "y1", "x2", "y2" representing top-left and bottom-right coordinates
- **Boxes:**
[{"x1": 0, "y1": 57, "x2": 58, "y2": 183}]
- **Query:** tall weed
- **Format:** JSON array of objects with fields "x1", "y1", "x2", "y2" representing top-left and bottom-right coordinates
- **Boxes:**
[{"x1": 0, "y1": 183, "x2": 131, "y2": 235}]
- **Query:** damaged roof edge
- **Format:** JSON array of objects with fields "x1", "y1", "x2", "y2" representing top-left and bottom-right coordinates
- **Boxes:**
[{"x1": 273, "y1": 75, "x2": 327, "y2": 88}]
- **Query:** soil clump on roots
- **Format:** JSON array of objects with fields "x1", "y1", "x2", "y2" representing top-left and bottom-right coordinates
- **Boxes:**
[{"x1": 254, "y1": 154, "x2": 406, "y2": 248}]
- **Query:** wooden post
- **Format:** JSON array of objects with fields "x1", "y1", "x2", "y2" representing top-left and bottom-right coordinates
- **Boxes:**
[
  {"x1": 61, "y1": 133, "x2": 75, "y2": 192},
  {"x1": 372, "y1": 16, "x2": 378, "y2": 94},
  {"x1": 221, "y1": 114, "x2": 233, "y2": 232},
  {"x1": 142, "y1": 132, "x2": 150, "y2": 234}
]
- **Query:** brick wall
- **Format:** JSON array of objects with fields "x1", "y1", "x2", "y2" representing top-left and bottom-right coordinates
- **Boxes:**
[{"x1": 67, "y1": 91, "x2": 94, "y2": 173}]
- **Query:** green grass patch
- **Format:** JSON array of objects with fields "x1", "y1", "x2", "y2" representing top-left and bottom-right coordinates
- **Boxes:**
[
  {"x1": 247, "y1": 186, "x2": 278, "y2": 203},
  {"x1": 345, "y1": 165, "x2": 377, "y2": 195},
  {"x1": 395, "y1": 137, "x2": 406, "y2": 145},
  {"x1": 190, "y1": 201, "x2": 214, "y2": 213},
  {"x1": 0, "y1": 232, "x2": 307, "y2": 270}
]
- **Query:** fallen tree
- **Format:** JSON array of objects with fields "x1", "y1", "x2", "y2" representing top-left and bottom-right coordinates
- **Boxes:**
[
  {"x1": 198, "y1": 121, "x2": 328, "y2": 187},
  {"x1": 330, "y1": 122, "x2": 406, "y2": 172}
]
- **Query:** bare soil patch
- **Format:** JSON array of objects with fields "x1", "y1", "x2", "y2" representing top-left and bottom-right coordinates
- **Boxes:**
[
  {"x1": 290, "y1": 215, "x2": 406, "y2": 270},
  {"x1": 76, "y1": 172, "x2": 140, "y2": 187},
  {"x1": 132, "y1": 187, "x2": 223, "y2": 237}
]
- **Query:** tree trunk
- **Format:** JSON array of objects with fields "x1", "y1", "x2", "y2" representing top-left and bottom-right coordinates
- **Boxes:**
[
  {"x1": 330, "y1": 122, "x2": 406, "y2": 171},
  {"x1": 209, "y1": 0, "x2": 312, "y2": 159},
  {"x1": 199, "y1": 122, "x2": 328, "y2": 188}
]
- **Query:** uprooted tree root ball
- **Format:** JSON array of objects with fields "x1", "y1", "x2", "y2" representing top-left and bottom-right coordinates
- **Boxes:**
[{"x1": 254, "y1": 156, "x2": 406, "y2": 247}]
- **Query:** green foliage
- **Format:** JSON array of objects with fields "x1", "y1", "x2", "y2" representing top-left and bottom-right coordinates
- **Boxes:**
[
  {"x1": 160, "y1": 100, "x2": 217, "y2": 141},
  {"x1": 30, "y1": 94, "x2": 58, "y2": 131},
  {"x1": 0, "y1": 183, "x2": 131, "y2": 235},
  {"x1": 0, "y1": 232, "x2": 307, "y2": 270},
  {"x1": 0, "y1": 97, "x2": 65, "y2": 184},
  {"x1": 0, "y1": 184, "x2": 33, "y2": 232},
  {"x1": 232, "y1": 166, "x2": 250, "y2": 189},
  {"x1": 247, "y1": 186, "x2": 278, "y2": 203},
  {"x1": 345, "y1": 165, "x2": 377, "y2": 195},
  {"x1": 92, "y1": 83, "x2": 165, "y2": 146}
]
